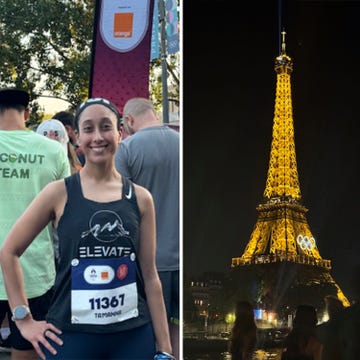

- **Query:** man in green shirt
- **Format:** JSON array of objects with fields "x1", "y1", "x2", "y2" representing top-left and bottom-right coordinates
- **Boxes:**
[{"x1": 0, "y1": 88, "x2": 70, "y2": 359}]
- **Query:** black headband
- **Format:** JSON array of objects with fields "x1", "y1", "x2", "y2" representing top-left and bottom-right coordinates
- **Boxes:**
[{"x1": 74, "y1": 98, "x2": 121, "y2": 128}]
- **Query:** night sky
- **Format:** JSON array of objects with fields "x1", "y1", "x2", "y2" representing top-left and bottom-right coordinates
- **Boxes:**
[{"x1": 183, "y1": 0, "x2": 360, "y2": 301}]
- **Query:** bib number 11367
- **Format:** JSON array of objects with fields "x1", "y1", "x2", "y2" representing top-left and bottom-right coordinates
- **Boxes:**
[{"x1": 89, "y1": 294, "x2": 125, "y2": 310}]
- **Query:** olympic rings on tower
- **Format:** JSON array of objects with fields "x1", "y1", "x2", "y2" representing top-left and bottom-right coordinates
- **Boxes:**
[{"x1": 296, "y1": 234, "x2": 315, "y2": 251}]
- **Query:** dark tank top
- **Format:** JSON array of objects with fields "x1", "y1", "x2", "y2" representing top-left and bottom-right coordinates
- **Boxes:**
[{"x1": 46, "y1": 172, "x2": 151, "y2": 333}]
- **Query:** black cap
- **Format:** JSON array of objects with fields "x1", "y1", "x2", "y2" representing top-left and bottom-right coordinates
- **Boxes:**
[{"x1": 0, "y1": 88, "x2": 30, "y2": 107}]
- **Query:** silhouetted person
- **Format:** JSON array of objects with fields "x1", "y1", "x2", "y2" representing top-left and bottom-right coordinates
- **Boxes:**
[
  {"x1": 337, "y1": 300, "x2": 360, "y2": 359},
  {"x1": 317, "y1": 295, "x2": 345, "y2": 360},
  {"x1": 228, "y1": 300, "x2": 257, "y2": 360},
  {"x1": 317, "y1": 266, "x2": 360, "y2": 360},
  {"x1": 282, "y1": 304, "x2": 322, "y2": 360}
]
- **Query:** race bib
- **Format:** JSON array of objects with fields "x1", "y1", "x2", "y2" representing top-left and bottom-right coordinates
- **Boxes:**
[{"x1": 71, "y1": 256, "x2": 139, "y2": 325}]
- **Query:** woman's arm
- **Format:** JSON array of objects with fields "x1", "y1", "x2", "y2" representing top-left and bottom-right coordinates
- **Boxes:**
[
  {"x1": 135, "y1": 184, "x2": 173, "y2": 356},
  {"x1": 0, "y1": 180, "x2": 66, "y2": 359}
]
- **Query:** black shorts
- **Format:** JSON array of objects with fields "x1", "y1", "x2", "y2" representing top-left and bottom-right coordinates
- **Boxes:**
[
  {"x1": 0, "y1": 287, "x2": 53, "y2": 351},
  {"x1": 158, "y1": 270, "x2": 179, "y2": 324},
  {"x1": 41, "y1": 323, "x2": 155, "y2": 359}
]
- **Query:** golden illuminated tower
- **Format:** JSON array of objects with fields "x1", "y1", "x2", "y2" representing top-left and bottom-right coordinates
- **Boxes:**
[{"x1": 231, "y1": 31, "x2": 349, "y2": 308}]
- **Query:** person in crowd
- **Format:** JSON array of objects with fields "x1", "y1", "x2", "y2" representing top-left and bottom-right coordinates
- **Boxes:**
[
  {"x1": 0, "y1": 97, "x2": 174, "y2": 360},
  {"x1": 52, "y1": 110, "x2": 85, "y2": 166},
  {"x1": 0, "y1": 88, "x2": 70, "y2": 359},
  {"x1": 330, "y1": 299, "x2": 360, "y2": 360},
  {"x1": 316, "y1": 295, "x2": 345, "y2": 360},
  {"x1": 228, "y1": 300, "x2": 257, "y2": 360},
  {"x1": 115, "y1": 97, "x2": 180, "y2": 359},
  {"x1": 118, "y1": 117, "x2": 130, "y2": 140},
  {"x1": 340, "y1": 264, "x2": 360, "y2": 360},
  {"x1": 317, "y1": 267, "x2": 360, "y2": 360},
  {"x1": 282, "y1": 304, "x2": 322, "y2": 360},
  {"x1": 36, "y1": 118, "x2": 81, "y2": 266},
  {"x1": 36, "y1": 118, "x2": 82, "y2": 174}
]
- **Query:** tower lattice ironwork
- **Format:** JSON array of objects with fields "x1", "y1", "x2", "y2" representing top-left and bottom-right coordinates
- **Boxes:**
[{"x1": 231, "y1": 31, "x2": 349, "y2": 306}]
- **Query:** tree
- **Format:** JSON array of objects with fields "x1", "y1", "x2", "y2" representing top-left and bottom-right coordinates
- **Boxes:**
[
  {"x1": 150, "y1": 54, "x2": 180, "y2": 113},
  {"x1": 0, "y1": 0, "x2": 94, "y2": 124},
  {"x1": 0, "y1": 0, "x2": 179, "y2": 125}
]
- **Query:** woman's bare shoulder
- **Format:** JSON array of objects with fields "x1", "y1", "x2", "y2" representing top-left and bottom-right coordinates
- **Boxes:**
[
  {"x1": 133, "y1": 183, "x2": 152, "y2": 202},
  {"x1": 132, "y1": 183, "x2": 154, "y2": 214},
  {"x1": 34, "y1": 179, "x2": 67, "y2": 211},
  {"x1": 42, "y1": 178, "x2": 66, "y2": 195}
]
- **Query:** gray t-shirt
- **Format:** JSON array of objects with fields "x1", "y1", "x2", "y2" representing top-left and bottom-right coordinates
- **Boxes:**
[{"x1": 115, "y1": 125, "x2": 179, "y2": 271}]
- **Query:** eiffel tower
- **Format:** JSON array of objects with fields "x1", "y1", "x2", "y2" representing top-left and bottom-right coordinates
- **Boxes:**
[{"x1": 230, "y1": 31, "x2": 349, "y2": 317}]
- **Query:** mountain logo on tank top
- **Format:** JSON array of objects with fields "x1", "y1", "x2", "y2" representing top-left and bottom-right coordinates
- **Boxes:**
[{"x1": 81, "y1": 210, "x2": 130, "y2": 242}]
